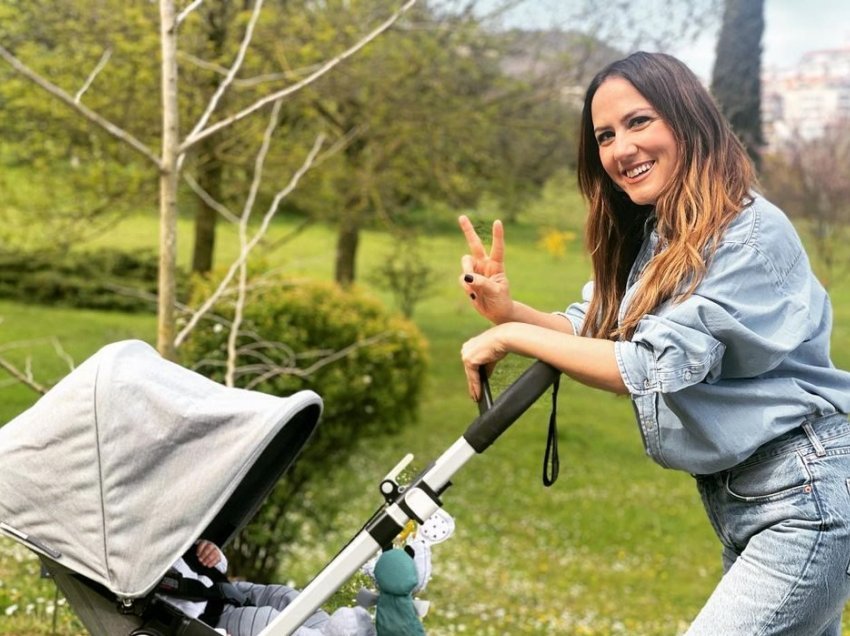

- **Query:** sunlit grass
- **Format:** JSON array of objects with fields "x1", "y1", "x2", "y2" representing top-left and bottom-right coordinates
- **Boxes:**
[{"x1": 1, "y1": 207, "x2": 849, "y2": 635}]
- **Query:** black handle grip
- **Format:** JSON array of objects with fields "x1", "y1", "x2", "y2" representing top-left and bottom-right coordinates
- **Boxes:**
[{"x1": 464, "y1": 360, "x2": 560, "y2": 453}]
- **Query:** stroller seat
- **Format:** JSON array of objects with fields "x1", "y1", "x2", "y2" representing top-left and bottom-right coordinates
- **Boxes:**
[{"x1": 41, "y1": 555, "x2": 219, "y2": 636}]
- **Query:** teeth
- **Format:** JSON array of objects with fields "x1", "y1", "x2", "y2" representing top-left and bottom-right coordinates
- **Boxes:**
[{"x1": 626, "y1": 163, "x2": 652, "y2": 178}]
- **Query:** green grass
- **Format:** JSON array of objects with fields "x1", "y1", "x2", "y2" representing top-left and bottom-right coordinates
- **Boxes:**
[{"x1": 1, "y1": 210, "x2": 849, "y2": 635}]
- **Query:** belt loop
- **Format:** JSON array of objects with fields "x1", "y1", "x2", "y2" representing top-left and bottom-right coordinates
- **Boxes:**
[{"x1": 802, "y1": 422, "x2": 827, "y2": 457}]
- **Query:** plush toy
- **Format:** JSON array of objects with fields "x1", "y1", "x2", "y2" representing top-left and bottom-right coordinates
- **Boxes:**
[
  {"x1": 358, "y1": 509, "x2": 455, "y2": 636},
  {"x1": 373, "y1": 548, "x2": 426, "y2": 636}
]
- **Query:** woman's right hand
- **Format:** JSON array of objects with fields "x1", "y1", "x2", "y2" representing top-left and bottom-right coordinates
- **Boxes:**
[{"x1": 458, "y1": 214, "x2": 514, "y2": 324}]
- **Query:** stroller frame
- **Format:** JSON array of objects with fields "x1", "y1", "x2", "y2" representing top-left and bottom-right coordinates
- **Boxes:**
[{"x1": 262, "y1": 361, "x2": 559, "y2": 635}]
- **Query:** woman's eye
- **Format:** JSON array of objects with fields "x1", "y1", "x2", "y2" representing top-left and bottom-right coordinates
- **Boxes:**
[
  {"x1": 596, "y1": 131, "x2": 613, "y2": 144},
  {"x1": 629, "y1": 116, "x2": 652, "y2": 128}
]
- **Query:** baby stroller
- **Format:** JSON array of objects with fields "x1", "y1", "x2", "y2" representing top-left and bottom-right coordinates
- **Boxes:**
[{"x1": 0, "y1": 339, "x2": 558, "y2": 635}]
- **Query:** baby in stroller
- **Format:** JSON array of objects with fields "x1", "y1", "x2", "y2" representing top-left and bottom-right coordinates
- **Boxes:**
[
  {"x1": 0, "y1": 340, "x2": 378, "y2": 636},
  {"x1": 161, "y1": 540, "x2": 375, "y2": 636},
  {"x1": 1, "y1": 341, "x2": 478, "y2": 636}
]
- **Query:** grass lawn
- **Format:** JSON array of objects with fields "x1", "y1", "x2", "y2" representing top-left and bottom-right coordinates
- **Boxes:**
[{"x1": 1, "y1": 209, "x2": 849, "y2": 635}]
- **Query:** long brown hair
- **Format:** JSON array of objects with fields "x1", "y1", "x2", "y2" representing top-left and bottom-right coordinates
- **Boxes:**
[{"x1": 576, "y1": 51, "x2": 756, "y2": 340}]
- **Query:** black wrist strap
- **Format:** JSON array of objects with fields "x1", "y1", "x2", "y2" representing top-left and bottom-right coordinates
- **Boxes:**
[{"x1": 542, "y1": 375, "x2": 560, "y2": 487}]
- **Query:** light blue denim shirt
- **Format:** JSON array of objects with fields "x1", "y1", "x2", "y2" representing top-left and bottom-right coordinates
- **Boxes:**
[{"x1": 562, "y1": 195, "x2": 850, "y2": 475}]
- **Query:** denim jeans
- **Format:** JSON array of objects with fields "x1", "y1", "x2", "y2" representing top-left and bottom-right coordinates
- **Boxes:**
[{"x1": 688, "y1": 413, "x2": 850, "y2": 635}]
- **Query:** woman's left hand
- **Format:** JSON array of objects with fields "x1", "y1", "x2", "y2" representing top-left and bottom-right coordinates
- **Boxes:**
[{"x1": 461, "y1": 326, "x2": 510, "y2": 401}]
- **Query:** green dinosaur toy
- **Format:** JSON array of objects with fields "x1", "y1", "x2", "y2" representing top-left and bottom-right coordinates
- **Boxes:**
[{"x1": 373, "y1": 548, "x2": 426, "y2": 636}]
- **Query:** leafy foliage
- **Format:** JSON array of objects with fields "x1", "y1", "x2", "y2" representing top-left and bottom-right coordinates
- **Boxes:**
[
  {"x1": 0, "y1": 0, "x2": 161, "y2": 249},
  {"x1": 178, "y1": 274, "x2": 428, "y2": 580},
  {"x1": 761, "y1": 130, "x2": 850, "y2": 288},
  {"x1": 367, "y1": 236, "x2": 439, "y2": 317}
]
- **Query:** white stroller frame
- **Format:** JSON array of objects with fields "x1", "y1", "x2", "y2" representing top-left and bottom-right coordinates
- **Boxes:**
[
  {"x1": 262, "y1": 361, "x2": 559, "y2": 635},
  {"x1": 0, "y1": 340, "x2": 558, "y2": 636}
]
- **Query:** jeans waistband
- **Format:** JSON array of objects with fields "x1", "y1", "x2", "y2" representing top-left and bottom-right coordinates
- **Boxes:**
[{"x1": 739, "y1": 412, "x2": 850, "y2": 468}]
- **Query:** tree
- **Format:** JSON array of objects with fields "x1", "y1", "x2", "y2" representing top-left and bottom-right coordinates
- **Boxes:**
[
  {"x1": 0, "y1": 0, "x2": 160, "y2": 252},
  {"x1": 257, "y1": 3, "x2": 586, "y2": 285},
  {"x1": 0, "y1": 0, "x2": 417, "y2": 359},
  {"x1": 187, "y1": 0, "x2": 240, "y2": 275},
  {"x1": 761, "y1": 125, "x2": 850, "y2": 288},
  {"x1": 711, "y1": 0, "x2": 764, "y2": 169}
]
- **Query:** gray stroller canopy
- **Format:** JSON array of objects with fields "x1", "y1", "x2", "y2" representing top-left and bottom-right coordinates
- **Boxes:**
[{"x1": 0, "y1": 339, "x2": 322, "y2": 600}]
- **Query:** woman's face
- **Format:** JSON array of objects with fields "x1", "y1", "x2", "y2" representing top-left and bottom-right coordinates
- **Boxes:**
[{"x1": 591, "y1": 76, "x2": 678, "y2": 206}]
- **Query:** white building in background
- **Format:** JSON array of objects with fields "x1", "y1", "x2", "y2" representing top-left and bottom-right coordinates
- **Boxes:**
[{"x1": 762, "y1": 47, "x2": 850, "y2": 148}]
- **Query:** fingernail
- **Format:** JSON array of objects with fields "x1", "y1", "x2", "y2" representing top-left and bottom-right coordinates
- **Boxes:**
[
  {"x1": 470, "y1": 293, "x2": 476, "y2": 300},
  {"x1": 464, "y1": 274, "x2": 473, "y2": 283}
]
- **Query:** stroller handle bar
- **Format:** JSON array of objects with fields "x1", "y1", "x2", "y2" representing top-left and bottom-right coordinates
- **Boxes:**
[
  {"x1": 259, "y1": 359, "x2": 561, "y2": 636},
  {"x1": 465, "y1": 360, "x2": 560, "y2": 453}
]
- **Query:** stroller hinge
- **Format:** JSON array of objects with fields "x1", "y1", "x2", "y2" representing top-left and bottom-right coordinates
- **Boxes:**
[
  {"x1": 398, "y1": 482, "x2": 442, "y2": 525},
  {"x1": 117, "y1": 596, "x2": 146, "y2": 616},
  {"x1": 379, "y1": 453, "x2": 415, "y2": 504}
]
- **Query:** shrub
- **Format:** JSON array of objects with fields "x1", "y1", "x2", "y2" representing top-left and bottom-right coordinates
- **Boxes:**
[
  {"x1": 178, "y1": 274, "x2": 429, "y2": 580},
  {"x1": 366, "y1": 237, "x2": 439, "y2": 318},
  {"x1": 0, "y1": 247, "x2": 186, "y2": 312}
]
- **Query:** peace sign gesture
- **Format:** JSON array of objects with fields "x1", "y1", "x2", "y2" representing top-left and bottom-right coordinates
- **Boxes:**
[{"x1": 458, "y1": 214, "x2": 514, "y2": 324}]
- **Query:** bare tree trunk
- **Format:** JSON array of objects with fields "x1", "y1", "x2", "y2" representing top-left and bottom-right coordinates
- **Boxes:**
[
  {"x1": 192, "y1": 141, "x2": 222, "y2": 273},
  {"x1": 191, "y1": 0, "x2": 230, "y2": 274},
  {"x1": 335, "y1": 212, "x2": 360, "y2": 287},
  {"x1": 711, "y1": 0, "x2": 764, "y2": 170},
  {"x1": 158, "y1": 0, "x2": 179, "y2": 360}
]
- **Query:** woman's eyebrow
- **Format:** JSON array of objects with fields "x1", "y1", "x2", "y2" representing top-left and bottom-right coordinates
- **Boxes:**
[{"x1": 594, "y1": 107, "x2": 657, "y2": 134}]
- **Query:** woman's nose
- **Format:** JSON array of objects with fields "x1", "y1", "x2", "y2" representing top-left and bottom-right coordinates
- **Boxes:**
[{"x1": 612, "y1": 135, "x2": 637, "y2": 162}]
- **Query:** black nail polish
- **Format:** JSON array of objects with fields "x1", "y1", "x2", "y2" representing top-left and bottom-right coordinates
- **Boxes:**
[{"x1": 464, "y1": 274, "x2": 473, "y2": 283}]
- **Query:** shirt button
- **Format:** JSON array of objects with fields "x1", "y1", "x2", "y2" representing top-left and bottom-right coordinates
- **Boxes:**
[
  {"x1": 684, "y1": 370, "x2": 692, "y2": 381},
  {"x1": 643, "y1": 379, "x2": 651, "y2": 389}
]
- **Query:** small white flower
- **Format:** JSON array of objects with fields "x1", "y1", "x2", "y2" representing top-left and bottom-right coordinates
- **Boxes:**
[{"x1": 5, "y1": 604, "x2": 18, "y2": 616}]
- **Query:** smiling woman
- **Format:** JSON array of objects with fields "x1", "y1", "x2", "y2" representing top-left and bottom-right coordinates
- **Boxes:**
[{"x1": 455, "y1": 50, "x2": 850, "y2": 635}]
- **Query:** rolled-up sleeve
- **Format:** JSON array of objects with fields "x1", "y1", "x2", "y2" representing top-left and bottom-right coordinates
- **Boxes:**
[
  {"x1": 557, "y1": 281, "x2": 594, "y2": 335},
  {"x1": 615, "y1": 240, "x2": 816, "y2": 397}
]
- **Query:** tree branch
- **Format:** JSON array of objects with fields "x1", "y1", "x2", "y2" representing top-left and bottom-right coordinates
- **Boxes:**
[
  {"x1": 75, "y1": 49, "x2": 112, "y2": 103},
  {"x1": 0, "y1": 355, "x2": 47, "y2": 395},
  {"x1": 183, "y1": 172, "x2": 240, "y2": 223},
  {"x1": 225, "y1": 97, "x2": 283, "y2": 386},
  {"x1": 180, "y1": 0, "x2": 266, "y2": 169},
  {"x1": 179, "y1": 50, "x2": 326, "y2": 88},
  {"x1": 176, "y1": 0, "x2": 206, "y2": 26},
  {"x1": 0, "y1": 45, "x2": 162, "y2": 168},
  {"x1": 174, "y1": 132, "x2": 326, "y2": 348},
  {"x1": 180, "y1": 0, "x2": 418, "y2": 153}
]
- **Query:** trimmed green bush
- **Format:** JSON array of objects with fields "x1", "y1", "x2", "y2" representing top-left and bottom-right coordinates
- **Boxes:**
[
  {"x1": 178, "y1": 275, "x2": 429, "y2": 580},
  {"x1": 0, "y1": 247, "x2": 187, "y2": 312}
]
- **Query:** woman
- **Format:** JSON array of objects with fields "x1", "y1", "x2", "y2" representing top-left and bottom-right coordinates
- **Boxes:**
[{"x1": 458, "y1": 51, "x2": 850, "y2": 634}]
